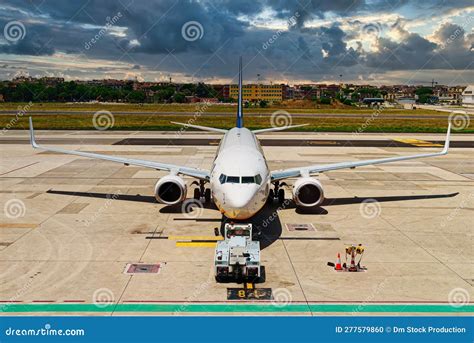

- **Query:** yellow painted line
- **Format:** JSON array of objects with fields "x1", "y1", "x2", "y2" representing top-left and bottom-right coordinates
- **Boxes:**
[
  {"x1": 0, "y1": 223, "x2": 38, "y2": 228},
  {"x1": 246, "y1": 283, "x2": 254, "y2": 290},
  {"x1": 393, "y1": 138, "x2": 442, "y2": 147},
  {"x1": 175, "y1": 242, "x2": 217, "y2": 248},
  {"x1": 168, "y1": 236, "x2": 223, "y2": 241}
]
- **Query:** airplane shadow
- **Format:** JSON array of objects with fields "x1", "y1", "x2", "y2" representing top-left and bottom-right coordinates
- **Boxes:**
[
  {"x1": 218, "y1": 204, "x2": 285, "y2": 250},
  {"x1": 321, "y1": 192, "x2": 459, "y2": 206},
  {"x1": 47, "y1": 189, "x2": 458, "y2": 251},
  {"x1": 47, "y1": 189, "x2": 157, "y2": 203}
]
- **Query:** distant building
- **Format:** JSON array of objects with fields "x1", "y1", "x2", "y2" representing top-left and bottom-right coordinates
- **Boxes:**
[
  {"x1": 39, "y1": 76, "x2": 64, "y2": 86},
  {"x1": 462, "y1": 85, "x2": 474, "y2": 106},
  {"x1": 229, "y1": 84, "x2": 282, "y2": 102}
]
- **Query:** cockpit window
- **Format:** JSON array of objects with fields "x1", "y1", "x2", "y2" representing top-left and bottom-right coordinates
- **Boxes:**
[
  {"x1": 219, "y1": 174, "x2": 226, "y2": 184},
  {"x1": 219, "y1": 174, "x2": 263, "y2": 184},
  {"x1": 226, "y1": 176, "x2": 240, "y2": 183}
]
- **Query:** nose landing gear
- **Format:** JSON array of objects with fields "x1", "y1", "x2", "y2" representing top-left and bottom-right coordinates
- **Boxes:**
[
  {"x1": 268, "y1": 181, "x2": 287, "y2": 205},
  {"x1": 192, "y1": 180, "x2": 211, "y2": 203}
]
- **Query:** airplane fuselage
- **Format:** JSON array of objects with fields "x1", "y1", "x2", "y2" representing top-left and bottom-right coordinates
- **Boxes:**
[{"x1": 210, "y1": 127, "x2": 271, "y2": 220}]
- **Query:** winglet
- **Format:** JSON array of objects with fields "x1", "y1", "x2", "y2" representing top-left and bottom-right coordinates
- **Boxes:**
[
  {"x1": 442, "y1": 121, "x2": 451, "y2": 154},
  {"x1": 29, "y1": 117, "x2": 39, "y2": 148}
]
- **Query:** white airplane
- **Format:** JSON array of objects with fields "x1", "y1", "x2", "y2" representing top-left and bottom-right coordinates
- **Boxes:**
[{"x1": 28, "y1": 58, "x2": 451, "y2": 220}]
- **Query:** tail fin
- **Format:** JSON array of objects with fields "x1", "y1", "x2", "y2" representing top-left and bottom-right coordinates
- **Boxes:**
[{"x1": 236, "y1": 56, "x2": 243, "y2": 128}]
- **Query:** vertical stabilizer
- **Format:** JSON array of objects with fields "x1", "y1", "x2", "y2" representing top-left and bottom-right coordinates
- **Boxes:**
[{"x1": 236, "y1": 56, "x2": 243, "y2": 128}]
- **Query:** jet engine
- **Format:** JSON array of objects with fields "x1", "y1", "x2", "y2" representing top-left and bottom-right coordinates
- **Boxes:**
[
  {"x1": 154, "y1": 175, "x2": 187, "y2": 205},
  {"x1": 292, "y1": 177, "x2": 324, "y2": 207}
]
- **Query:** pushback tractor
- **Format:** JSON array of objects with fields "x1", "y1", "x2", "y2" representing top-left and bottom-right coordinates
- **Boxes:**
[{"x1": 214, "y1": 223, "x2": 261, "y2": 282}]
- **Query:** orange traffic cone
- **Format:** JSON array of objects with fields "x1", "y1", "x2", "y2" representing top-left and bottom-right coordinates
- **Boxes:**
[
  {"x1": 335, "y1": 253, "x2": 343, "y2": 271},
  {"x1": 348, "y1": 249, "x2": 358, "y2": 272}
]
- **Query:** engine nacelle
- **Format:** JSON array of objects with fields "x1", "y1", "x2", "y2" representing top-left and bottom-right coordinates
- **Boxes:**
[
  {"x1": 292, "y1": 177, "x2": 324, "y2": 207},
  {"x1": 154, "y1": 175, "x2": 187, "y2": 205}
]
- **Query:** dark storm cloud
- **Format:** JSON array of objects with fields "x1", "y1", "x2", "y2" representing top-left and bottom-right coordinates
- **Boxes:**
[{"x1": 0, "y1": 0, "x2": 472, "y2": 82}]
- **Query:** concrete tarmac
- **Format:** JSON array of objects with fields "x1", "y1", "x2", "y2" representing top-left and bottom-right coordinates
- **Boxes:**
[{"x1": 0, "y1": 130, "x2": 473, "y2": 315}]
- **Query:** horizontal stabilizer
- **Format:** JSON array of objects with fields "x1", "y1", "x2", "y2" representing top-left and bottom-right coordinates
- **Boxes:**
[
  {"x1": 252, "y1": 124, "x2": 308, "y2": 134},
  {"x1": 170, "y1": 121, "x2": 227, "y2": 133}
]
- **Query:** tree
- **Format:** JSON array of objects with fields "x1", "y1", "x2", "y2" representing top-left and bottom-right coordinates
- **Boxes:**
[
  {"x1": 259, "y1": 100, "x2": 268, "y2": 108},
  {"x1": 173, "y1": 92, "x2": 185, "y2": 103},
  {"x1": 128, "y1": 90, "x2": 146, "y2": 103},
  {"x1": 319, "y1": 97, "x2": 331, "y2": 105},
  {"x1": 196, "y1": 82, "x2": 215, "y2": 98}
]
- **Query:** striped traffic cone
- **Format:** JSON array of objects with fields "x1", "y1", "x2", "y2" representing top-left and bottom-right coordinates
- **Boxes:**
[{"x1": 335, "y1": 253, "x2": 343, "y2": 271}]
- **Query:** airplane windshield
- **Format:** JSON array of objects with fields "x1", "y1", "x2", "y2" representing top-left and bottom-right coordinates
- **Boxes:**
[
  {"x1": 219, "y1": 174, "x2": 263, "y2": 184},
  {"x1": 226, "y1": 176, "x2": 240, "y2": 183}
]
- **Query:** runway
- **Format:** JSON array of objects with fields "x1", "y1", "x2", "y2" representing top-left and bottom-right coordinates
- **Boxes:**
[
  {"x1": 0, "y1": 130, "x2": 473, "y2": 315},
  {"x1": 1, "y1": 110, "x2": 469, "y2": 120},
  {"x1": 0, "y1": 131, "x2": 473, "y2": 148}
]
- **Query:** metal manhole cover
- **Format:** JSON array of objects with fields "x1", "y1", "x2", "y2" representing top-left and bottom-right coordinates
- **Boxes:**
[
  {"x1": 124, "y1": 263, "x2": 161, "y2": 274},
  {"x1": 285, "y1": 223, "x2": 316, "y2": 232}
]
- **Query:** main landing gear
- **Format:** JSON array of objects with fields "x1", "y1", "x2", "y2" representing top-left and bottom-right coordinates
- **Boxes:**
[
  {"x1": 267, "y1": 181, "x2": 287, "y2": 205},
  {"x1": 192, "y1": 180, "x2": 211, "y2": 203}
]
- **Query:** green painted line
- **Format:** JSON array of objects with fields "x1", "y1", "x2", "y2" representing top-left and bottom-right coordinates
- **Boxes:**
[{"x1": 0, "y1": 304, "x2": 473, "y2": 313}]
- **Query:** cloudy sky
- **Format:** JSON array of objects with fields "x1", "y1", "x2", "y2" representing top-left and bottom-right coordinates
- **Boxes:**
[{"x1": 0, "y1": 0, "x2": 473, "y2": 85}]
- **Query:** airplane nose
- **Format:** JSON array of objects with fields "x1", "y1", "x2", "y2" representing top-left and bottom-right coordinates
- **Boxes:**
[
  {"x1": 224, "y1": 190, "x2": 255, "y2": 210},
  {"x1": 226, "y1": 195, "x2": 252, "y2": 209}
]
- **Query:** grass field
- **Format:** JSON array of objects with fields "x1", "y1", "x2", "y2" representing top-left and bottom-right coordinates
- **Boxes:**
[
  {"x1": 0, "y1": 102, "x2": 447, "y2": 115},
  {"x1": 1, "y1": 113, "x2": 471, "y2": 133}
]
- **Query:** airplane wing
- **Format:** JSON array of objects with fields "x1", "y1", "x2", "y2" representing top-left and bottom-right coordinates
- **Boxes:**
[
  {"x1": 271, "y1": 122, "x2": 451, "y2": 181},
  {"x1": 28, "y1": 117, "x2": 210, "y2": 181}
]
